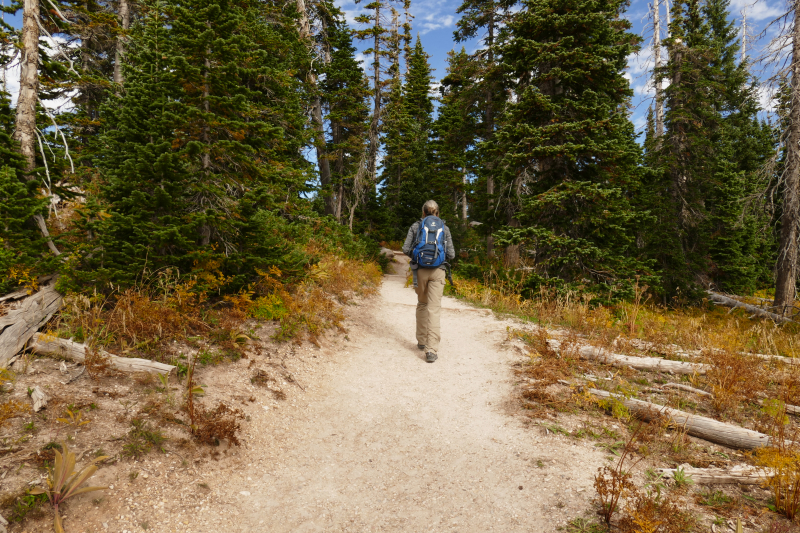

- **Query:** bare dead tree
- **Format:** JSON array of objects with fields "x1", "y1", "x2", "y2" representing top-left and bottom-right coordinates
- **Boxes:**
[
  {"x1": 14, "y1": 0, "x2": 60, "y2": 256},
  {"x1": 113, "y1": 0, "x2": 130, "y2": 86},
  {"x1": 296, "y1": 0, "x2": 334, "y2": 216}
]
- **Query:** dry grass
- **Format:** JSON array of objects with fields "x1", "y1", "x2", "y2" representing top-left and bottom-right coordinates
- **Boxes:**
[
  {"x1": 49, "y1": 253, "x2": 382, "y2": 358},
  {"x1": 449, "y1": 273, "x2": 800, "y2": 362}
]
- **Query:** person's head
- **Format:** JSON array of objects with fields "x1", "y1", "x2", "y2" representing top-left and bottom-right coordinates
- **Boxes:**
[{"x1": 422, "y1": 200, "x2": 440, "y2": 218}]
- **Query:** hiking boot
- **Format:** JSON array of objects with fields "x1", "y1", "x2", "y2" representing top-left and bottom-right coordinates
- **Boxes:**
[
  {"x1": 417, "y1": 344, "x2": 425, "y2": 350},
  {"x1": 425, "y1": 351, "x2": 438, "y2": 363}
]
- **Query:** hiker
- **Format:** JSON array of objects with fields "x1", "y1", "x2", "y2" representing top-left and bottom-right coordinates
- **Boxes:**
[{"x1": 402, "y1": 200, "x2": 455, "y2": 363}]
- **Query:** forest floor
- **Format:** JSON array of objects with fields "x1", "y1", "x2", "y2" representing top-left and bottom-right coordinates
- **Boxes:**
[{"x1": 1, "y1": 255, "x2": 795, "y2": 533}]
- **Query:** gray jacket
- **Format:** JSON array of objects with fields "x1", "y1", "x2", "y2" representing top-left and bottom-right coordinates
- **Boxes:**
[{"x1": 402, "y1": 219, "x2": 456, "y2": 267}]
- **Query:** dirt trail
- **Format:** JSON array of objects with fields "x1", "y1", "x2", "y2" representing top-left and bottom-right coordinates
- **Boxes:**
[{"x1": 196, "y1": 257, "x2": 608, "y2": 532}]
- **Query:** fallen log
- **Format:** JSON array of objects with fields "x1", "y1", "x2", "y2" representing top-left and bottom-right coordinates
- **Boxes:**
[
  {"x1": 627, "y1": 337, "x2": 800, "y2": 367},
  {"x1": 29, "y1": 334, "x2": 175, "y2": 376},
  {"x1": 548, "y1": 339, "x2": 709, "y2": 376},
  {"x1": 707, "y1": 291, "x2": 792, "y2": 324},
  {"x1": 588, "y1": 388, "x2": 775, "y2": 450},
  {"x1": 663, "y1": 383, "x2": 714, "y2": 397},
  {"x1": 758, "y1": 399, "x2": 800, "y2": 416},
  {"x1": 657, "y1": 464, "x2": 772, "y2": 485},
  {"x1": 0, "y1": 283, "x2": 62, "y2": 367}
]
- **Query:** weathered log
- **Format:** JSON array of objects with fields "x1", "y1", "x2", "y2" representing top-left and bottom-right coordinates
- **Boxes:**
[
  {"x1": 627, "y1": 337, "x2": 800, "y2": 367},
  {"x1": 758, "y1": 399, "x2": 800, "y2": 416},
  {"x1": 588, "y1": 388, "x2": 775, "y2": 450},
  {"x1": 0, "y1": 284, "x2": 62, "y2": 367},
  {"x1": 663, "y1": 382, "x2": 714, "y2": 397},
  {"x1": 30, "y1": 333, "x2": 175, "y2": 376},
  {"x1": 708, "y1": 291, "x2": 793, "y2": 324},
  {"x1": 29, "y1": 386, "x2": 47, "y2": 412},
  {"x1": 657, "y1": 464, "x2": 772, "y2": 485},
  {"x1": 548, "y1": 339, "x2": 709, "y2": 375},
  {"x1": 0, "y1": 289, "x2": 31, "y2": 304}
]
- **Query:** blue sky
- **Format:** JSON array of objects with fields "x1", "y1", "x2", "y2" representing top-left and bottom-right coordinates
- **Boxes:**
[{"x1": 335, "y1": 0, "x2": 787, "y2": 134}]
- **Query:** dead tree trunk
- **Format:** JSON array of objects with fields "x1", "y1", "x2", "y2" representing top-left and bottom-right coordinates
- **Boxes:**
[
  {"x1": 113, "y1": 0, "x2": 130, "y2": 86},
  {"x1": 296, "y1": 0, "x2": 334, "y2": 216},
  {"x1": 14, "y1": 0, "x2": 60, "y2": 256},
  {"x1": 0, "y1": 283, "x2": 63, "y2": 367},
  {"x1": 708, "y1": 291, "x2": 793, "y2": 323},
  {"x1": 589, "y1": 388, "x2": 776, "y2": 450},
  {"x1": 774, "y1": 0, "x2": 800, "y2": 316},
  {"x1": 548, "y1": 339, "x2": 709, "y2": 375},
  {"x1": 30, "y1": 334, "x2": 175, "y2": 375},
  {"x1": 653, "y1": 0, "x2": 663, "y2": 138}
]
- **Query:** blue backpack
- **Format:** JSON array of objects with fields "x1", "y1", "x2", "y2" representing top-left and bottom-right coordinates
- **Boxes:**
[{"x1": 412, "y1": 216, "x2": 447, "y2": 268}]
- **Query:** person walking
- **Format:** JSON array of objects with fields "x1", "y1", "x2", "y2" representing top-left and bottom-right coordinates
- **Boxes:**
[{"x1": 402, "y1": 200, "x2": 455, "y2": 363}]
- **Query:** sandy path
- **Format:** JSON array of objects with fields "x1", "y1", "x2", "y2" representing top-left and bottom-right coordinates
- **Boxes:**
[{"x1": 203, "y1": 258, "x2": 607, "y2": 532}]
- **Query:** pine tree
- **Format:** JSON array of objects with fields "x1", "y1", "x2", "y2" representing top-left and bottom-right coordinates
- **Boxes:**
[
  {"x1": 392, "y1": 36, "x2": 435, "y2": 234},
  {"x1": 454, "y1": 0, "x2": 516, "y2": 256},
  {"x1": 493, "y1": 0, "x2": 657, "y2": 297},
  {"x1": 320, "y1": 7, "x2": 370, "y2": 226},
  {"x1": 71, "y1": 0, "x2": 310, "y2": 289},
  {"x1": 646, "y1": 0, "x2": 774, "y2": 296},
  {"x1": 432, "y1": 48, "x2": 479, "y2": 222},
  {"x1": 0, "y1": 89, "x2": 54, "y2": 292}
]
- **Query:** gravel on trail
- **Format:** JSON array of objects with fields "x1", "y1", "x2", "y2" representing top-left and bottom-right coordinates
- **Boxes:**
[
  {"x1": 75, "y1": 256, "x2": 608, "y2": 533},
  {"x1": 185, "y1": 256, "x2": 608, "y2": 533}
]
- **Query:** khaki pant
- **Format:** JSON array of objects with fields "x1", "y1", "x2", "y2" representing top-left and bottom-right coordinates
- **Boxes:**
[{"x1": 415, "y1": 267, "x2": 446, "y2": 353}]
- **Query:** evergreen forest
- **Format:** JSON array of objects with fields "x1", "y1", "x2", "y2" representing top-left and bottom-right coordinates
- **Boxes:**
[{"x1": 1, "y1": 0, "x2": 800, "y2": 315}]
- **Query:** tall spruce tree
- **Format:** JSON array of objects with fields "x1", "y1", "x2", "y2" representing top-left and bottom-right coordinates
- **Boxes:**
[
  {"x1": 646, "y1": 0, "x2": 773, "y2": 296},
  {"x1": 433, "y1": 48, "x2": 480, "y2": 222},
  {"x1": 71, "y1": 0, "x2": 310, "y2": 289},
  {"x1": 320, "y1": 7, "x2": 370, "y2": 225},
  {"x1": 454, "y1": 0, "x2": 515, "y2": 257},
  {"x1": 493, "y1": 0, "x2": 657, "y2": 297},
  {"x1": 392, "y1": 36, "x2": 435, "y2": 234}
]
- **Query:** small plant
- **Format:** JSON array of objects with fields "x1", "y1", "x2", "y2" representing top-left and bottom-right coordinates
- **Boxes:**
[
  {"x1": 122, "y1": 419, "x2": 166, "y2": 459},
  {"x1": 672, "y1": 466, "x2": 694, "y2": 488},
  {"x1": 755, "y1": 446, "x2": 800, "y2": 520},
  {"x1": 565, "y1": 518, "x2": 606, "y2": 533},
  {"x1": 698, "y1": 489, "x2": 733, "y2": 508},
  {"x1": 129, "y1": 471, "x2": 139, "y2": 481},
  {"x1": 56, "y1": 409, "x2": 90, "y2": 429},
  {"x1": 22, "y1": 421, "x2": 36, "y2": 433},
  {"x1": 2, "y1": 491, "x2": 48, "y2": 523},
  {"x1": 595, "y1": 441, "x2": 625, "y2": 457},
  {"x1": 541, "y1": 422, "x2": 569, "y2": 436},
  {"x1": 29, "y1": 441, "x2": 108, "y2": 532},
  {"x1": 594, "y1": 423, "x2": 646, "y2": 526},
  {"x1": 617, "y1": 488, "x2": 694, "y2": 533}
]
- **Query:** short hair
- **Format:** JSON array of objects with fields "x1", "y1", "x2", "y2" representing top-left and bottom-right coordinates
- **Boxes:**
[{"x1": 422, "y1": 200, "x2": 439, "y2": 217}]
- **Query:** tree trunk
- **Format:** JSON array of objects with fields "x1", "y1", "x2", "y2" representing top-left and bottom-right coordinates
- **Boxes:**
[
  {"x1": 657, "y1": 464, "x2": 772, "y2": 485},
  {"x1": 710, "y1": 291, "x2": 793, "y2": 323},
  {"x1": 485, "y1": 9, "x2": 495, "y2": 257},
  {"x1": 30, "y1": 333, "x2": 176, "y2": 375},
  {"x1": 547, "y1": 338, "x2": 709, "y2": 375},
  {"x1": 367, "y1": 4, "x2": 383, "y2": 188},
  {"x1": 653, "y1": 0, "x2": 663, "y2": 138},
  {"x1": 14, "y1": 0, "x2": 60, "y2": 256},
  {"x1": 113, "y1": 0, "x2": 130, "y2": 86},
  {"x1": 296, "y1": 0, "x2": 333, "y2": 216},
  {"x1": 14, "y1": 0, "x2": 39, "y2": 168},
  {"x1": 462, "y1": 167, "x2": 468, "y2": 221},
  {"x1": 588, "y1": 388, "x2": 777, "y2": 450},
  {"x1": 774, "y1": 0, "x2": 800, "y2": 315},
  {"x1": 0, "y1": 283, "x2": 63, "y2": 367}
]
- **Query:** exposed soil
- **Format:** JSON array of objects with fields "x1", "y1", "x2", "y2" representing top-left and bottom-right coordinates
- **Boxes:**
[{"x1": 7, "y1": 256, "x2": 782, "y2": 533}]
